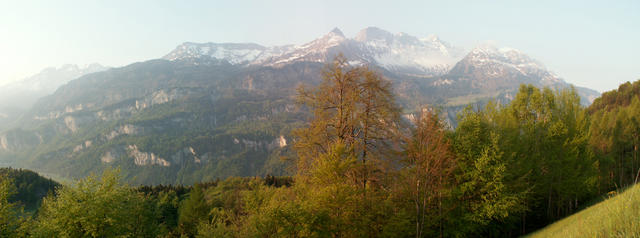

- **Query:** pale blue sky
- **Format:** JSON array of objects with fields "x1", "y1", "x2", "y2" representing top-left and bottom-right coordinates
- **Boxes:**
[{"x1": 0, "y1": 0, "x2": 638, "y2": 92}]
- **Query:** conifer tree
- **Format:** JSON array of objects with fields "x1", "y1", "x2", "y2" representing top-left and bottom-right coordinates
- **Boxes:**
[{"x1": 179, "y1": 183, "x2": 209, "y2": 236}]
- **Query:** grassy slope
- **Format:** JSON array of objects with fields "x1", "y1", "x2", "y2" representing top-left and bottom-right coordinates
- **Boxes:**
[{"x1": 527, "y1": 184, "x2": 640, "y2": 238}]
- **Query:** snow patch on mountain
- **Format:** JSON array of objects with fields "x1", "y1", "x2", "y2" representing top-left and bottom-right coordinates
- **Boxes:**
[{"x1": 352, "y1": 27, "x2": 465, "y2": 75}]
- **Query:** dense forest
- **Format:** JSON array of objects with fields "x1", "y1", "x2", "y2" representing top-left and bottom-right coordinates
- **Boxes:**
[{"x1": 1, "y1": 57, "x2": 639, "y2": 237}]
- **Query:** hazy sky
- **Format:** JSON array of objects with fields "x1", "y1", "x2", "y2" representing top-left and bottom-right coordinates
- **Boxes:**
[{"x1": 1, "y1": 0, "x2": 638, "y2": 92}]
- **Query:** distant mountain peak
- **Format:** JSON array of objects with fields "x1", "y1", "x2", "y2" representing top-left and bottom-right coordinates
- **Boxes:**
[
  {"x1": 328, "y1": 27, "x2": 345, "y2": 37},
  {"x1": 0, "y1": 63, "x2": 110, "y2": 110},
  {"x1": 315, "y1": 28, "x2": 347, "y2": 45}
]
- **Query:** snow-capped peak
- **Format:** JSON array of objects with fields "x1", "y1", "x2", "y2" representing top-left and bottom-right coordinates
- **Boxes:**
[
  {"x1": 455, "y1": 44, "x2": 562, "y2": 84},
  {"x1": 316, "y1": 27, "x2": 347, "y2": 46},
  {"x1": 162, "y1": 27, "x2": 465, "y2": 76}
]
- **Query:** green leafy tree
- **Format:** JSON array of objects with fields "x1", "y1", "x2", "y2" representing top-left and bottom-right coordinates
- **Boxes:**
[
  {"x1": 452, "y1": 104, "x2": 527, "y2": 235},
  {"x1": 32, "y1": 168, "x2": 160, "y2": 237},
  {"x1": 589, "y1": 82, "x2": 640, "y2": 192},
  {"x1": 451, "y1": 85, "x2": 597, "y2": 235}
]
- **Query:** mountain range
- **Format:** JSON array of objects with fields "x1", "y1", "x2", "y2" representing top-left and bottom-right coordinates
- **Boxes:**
[
  {"x1": 164, "y1": 27, "x2": 598, "y2": 106},
  {"x1": 165, "y1": 27, "x2": 465, "y2": 76},
  {"x1": 0, "y1": 27, "x2": 600, "y2": 184}
]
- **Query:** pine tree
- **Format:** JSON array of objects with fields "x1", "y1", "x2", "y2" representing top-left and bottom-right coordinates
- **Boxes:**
[{"x1": 179, "y1": 183, "x2": 209, "y2": 236}]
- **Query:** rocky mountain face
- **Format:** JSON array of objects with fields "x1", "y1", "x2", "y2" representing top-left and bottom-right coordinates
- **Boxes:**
[
  {"x1": 0, "y1": 59, "x2": 319, "y2": 184},
  {"x1": 0, "y1": 27, "x2": 600, "y2": 185}
]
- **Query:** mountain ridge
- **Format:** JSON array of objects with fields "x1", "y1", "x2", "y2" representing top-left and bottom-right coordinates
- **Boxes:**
[{"x1": 162, "y1": 27, "x2": 598, "y2": 103}]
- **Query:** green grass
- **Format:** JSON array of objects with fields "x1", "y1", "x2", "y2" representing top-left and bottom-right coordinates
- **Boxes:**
[{"x1": 527, "y1": 184, "x2": 640, "y2": 238}]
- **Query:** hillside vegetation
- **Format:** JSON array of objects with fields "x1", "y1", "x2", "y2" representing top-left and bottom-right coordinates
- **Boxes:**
[
  {"x1": 528, "y1": 184, "x2": 640, "y2": 237},
  {"x1": 0, "y1": 167, "x2": 59, "y2": 211}
]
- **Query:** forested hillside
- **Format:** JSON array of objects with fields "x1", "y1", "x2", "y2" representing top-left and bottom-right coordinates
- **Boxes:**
[
  {"x1": 0, "y1": 168, "x2": 59, "y2": 211},
  {"x1": 0, "y1": 57, "x2": 637, "y2": 237}
]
